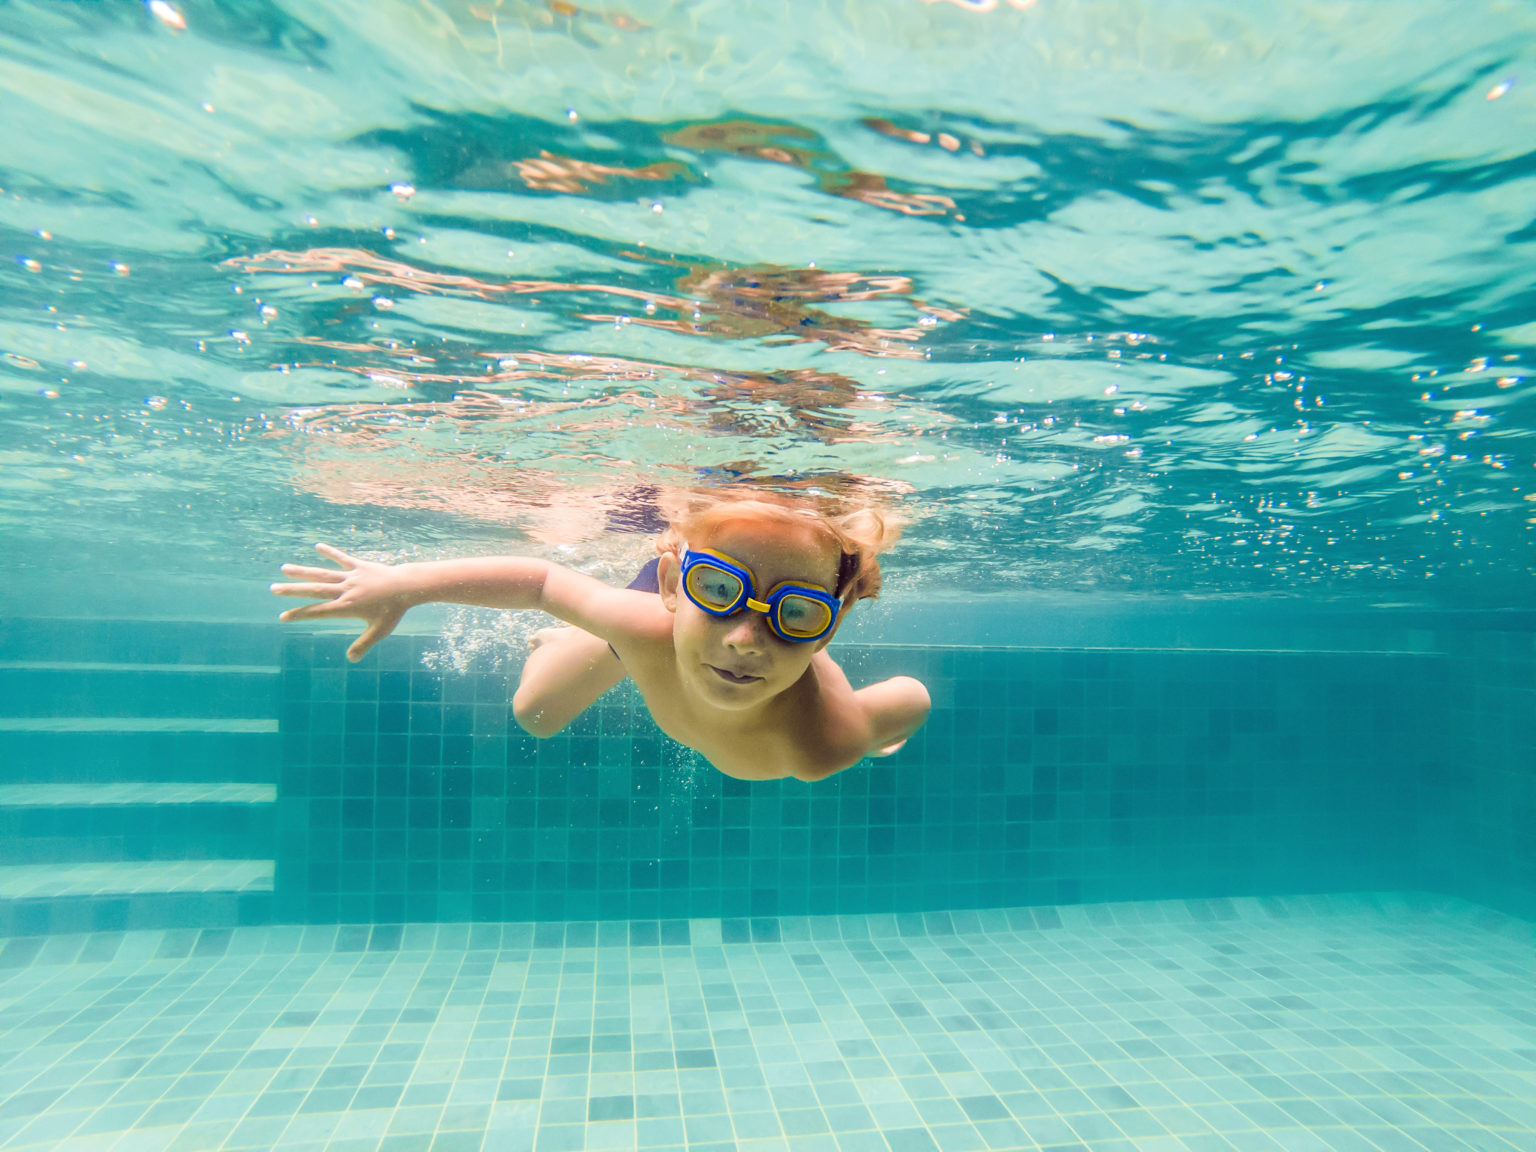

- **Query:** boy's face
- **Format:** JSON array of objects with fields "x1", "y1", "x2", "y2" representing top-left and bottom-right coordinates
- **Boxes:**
[{"x1": 658, "y1": 516, "x2": 842, "y2": 712}]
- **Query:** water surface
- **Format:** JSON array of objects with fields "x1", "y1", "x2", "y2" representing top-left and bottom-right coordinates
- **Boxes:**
[{"x1": 2, "y1": 0, "x2": 1533, "y2": 615}]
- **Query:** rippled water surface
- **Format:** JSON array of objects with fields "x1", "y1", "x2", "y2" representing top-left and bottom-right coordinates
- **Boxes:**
[{"x1": 2, "y1": 0, "x2": 1534, "y2": 614}]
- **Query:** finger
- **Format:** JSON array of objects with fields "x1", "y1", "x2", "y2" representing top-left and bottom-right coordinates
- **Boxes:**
[
  {"x1": 277, "y1": 601, "x2": 337, "y2": 622},
  {"x1": 270, "y1": 581, "x2": 343, "y2": 600},
  {"x1": 280, "y1": 564, "x2": 346, "y2": 581},
  {"x1": 314, "y1": 542, "x2": 358, "y2": 568},
  {"x1": 347, "y1": 616, "x2": 394, "y2": 661}
]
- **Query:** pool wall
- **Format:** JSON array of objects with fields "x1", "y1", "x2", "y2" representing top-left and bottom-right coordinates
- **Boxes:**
[
  {"x1": 275, "y1": 635, "x2": 1446, "y2": 927},
  {"x1": 1437, "y1": 622, "x2": 1536, "y2": 918},
  {"x1": 0, "y1": 610, "x2": 1530, "y2": 936}
]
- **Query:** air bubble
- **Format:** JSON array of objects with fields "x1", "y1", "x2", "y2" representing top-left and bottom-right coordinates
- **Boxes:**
[
  {"x1": 342, "y1": 276, "x2": 364, "y2": 289},
  {"x1": 149, "y1": 1, "x2": 186, "y2": 31},
  {"x1": 390, "y1": 183, "x2": 416, "y2": 200}
]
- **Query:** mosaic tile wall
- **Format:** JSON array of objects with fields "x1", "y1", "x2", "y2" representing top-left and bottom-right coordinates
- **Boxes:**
[
  {"x1": 1437, "y1": 620, "x2": 1536, "y2": 920},
  {"x1": 274, "y1": 632, "x2": 1452, "y2": 925}
]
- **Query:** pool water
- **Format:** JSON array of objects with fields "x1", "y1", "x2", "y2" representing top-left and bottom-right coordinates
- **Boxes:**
[
  {"x1": 2, "y1": 0, "x2": 1534, "y2": 612},
  {"x1": 1, "y1": 2, "x2": 1534, "y2": 1151}
]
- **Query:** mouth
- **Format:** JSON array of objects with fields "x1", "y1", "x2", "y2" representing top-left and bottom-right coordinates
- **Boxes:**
[{"x1": 708, "y1": 665, "x2": 763, "y2": 685}]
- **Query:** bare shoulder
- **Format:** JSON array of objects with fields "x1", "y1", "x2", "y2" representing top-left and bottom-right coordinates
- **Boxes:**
[
  {"x1": 791, "y1": 660, "x2": 931, "y2": 780},
  {"x1": 856, "y1": 674, "x2": 930, "y2": 761},
  {"x1": 539, "y1": 565, "x2": 674, "y2": 649},
  {"x1": 603, "y1": 592, "x2": 677, "y2": 667}
]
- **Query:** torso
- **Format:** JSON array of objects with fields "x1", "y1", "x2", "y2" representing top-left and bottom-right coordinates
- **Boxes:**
[{"x1": 618, "y1": 637, "x2": 870, "y2": 781}]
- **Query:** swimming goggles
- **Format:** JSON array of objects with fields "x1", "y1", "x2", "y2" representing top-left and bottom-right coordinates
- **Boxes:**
[{"x1": 679, "y1": 546, "x2": 842, "y2": 643}]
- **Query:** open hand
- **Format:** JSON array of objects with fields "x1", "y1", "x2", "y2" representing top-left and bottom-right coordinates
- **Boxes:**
[{"x1": 271, "y1": 543, "x2": 411, "y2": 661}]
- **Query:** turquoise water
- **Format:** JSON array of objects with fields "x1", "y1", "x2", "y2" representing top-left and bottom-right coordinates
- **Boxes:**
[
  {"x1": 0, "y1": 0, "x2": 1533, "y2": 611},
  {"x1": 1, "y1": 4, "x2": 1534, "y2": 1152}
]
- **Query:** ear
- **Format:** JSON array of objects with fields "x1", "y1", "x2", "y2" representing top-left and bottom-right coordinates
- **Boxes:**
[{"x1": 657, "y1": 550, "x2": 681, "y2": 612}]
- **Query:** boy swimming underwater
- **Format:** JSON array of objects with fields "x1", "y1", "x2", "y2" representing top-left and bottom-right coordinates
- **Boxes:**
[{"x1": 271, "y1": 496, "x2": 931, "y2": 782}]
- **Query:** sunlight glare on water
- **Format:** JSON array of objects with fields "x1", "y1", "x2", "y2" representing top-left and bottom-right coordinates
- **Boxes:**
[{"x1": 0, "y1": 0, "x2": 1533, "y2": 615}]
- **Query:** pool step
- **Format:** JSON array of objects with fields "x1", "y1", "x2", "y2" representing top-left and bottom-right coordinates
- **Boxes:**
[
  {"x1": 0, "y1": 618, "x2": 279, "y2": 666},
  {"x1": 0, "y1": 717, "x2": 278, "y2": 732},
  {"x1": 0, "y1": 783, "x2": 277, "y2": 864},
  {"x1": 0, "y1": 661, "x2": 279, "y2": 718},
  {"x1": 0, "y1": 861, "x2": 274, "y2": 936},
  {"x1": 0, "y1": 652, "x2": 279, "y2": 783},
  {"x1": 0, "y1": 782, "x2": 276, "y2": 805},
  {"x1": 0, "y1": 859, "x2": 275, "y2": 897},
  {"x1": 0, "y1": 623, "x2": 284, "y2": 936}
]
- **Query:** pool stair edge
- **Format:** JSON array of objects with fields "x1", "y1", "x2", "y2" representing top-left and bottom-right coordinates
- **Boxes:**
[{"x1": 0, "y1": 628, "x2": 283, "y2": 936}]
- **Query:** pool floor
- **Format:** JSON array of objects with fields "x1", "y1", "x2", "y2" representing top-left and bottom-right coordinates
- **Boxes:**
[{"x1": 0, "y1": 893, "x2": 1530, "y2": 1152}]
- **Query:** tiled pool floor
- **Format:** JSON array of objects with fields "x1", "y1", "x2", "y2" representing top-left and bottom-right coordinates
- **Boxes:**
[{"x1": 0, "y1": 893, "x2": 1530, "y2": 1152}]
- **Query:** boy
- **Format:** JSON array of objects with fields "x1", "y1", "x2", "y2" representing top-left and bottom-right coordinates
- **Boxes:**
[{"x1": 272, "y1": 497, "x2": 930, "y2": 781}]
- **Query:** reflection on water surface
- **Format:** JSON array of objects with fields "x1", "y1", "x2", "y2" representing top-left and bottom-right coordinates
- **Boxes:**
[{"x1": 0, "y1": 0, "x2": 1532, "y2": 606}]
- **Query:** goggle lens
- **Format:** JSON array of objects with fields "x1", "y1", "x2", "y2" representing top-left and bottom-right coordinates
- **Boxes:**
[
  {"x1": 684, "y1": 562, "x2": 744, "y2": 611},
  {"x1": 774, "y1": 594, "x2": 834, "y2": 639}
]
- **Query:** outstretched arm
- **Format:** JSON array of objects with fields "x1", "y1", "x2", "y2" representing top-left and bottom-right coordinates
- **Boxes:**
[{"x1": 271, "y1": 542, "x2": 640, "y2": 661}]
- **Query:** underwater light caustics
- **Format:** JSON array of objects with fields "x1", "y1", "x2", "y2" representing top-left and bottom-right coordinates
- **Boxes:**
[
  {"x1": 275, "y1": 387, "x2": 917, "y2": 547},
  {"x1": 661, "y1": 118, "x2": 970, "y2": 221},
  {"x1": 278, "y1": 352, "x2": 948, "y2": 446},
  {"x1": 225, "y1": 248, "x2": 963, "y2": 360}
]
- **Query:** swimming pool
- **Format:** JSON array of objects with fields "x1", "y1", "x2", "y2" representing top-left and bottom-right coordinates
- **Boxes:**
[{"x1": 1, "y1": 2, "x2": 1531, "y2": 1149}]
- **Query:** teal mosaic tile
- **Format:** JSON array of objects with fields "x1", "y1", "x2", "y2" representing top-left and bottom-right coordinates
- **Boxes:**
[
  {"x1": 5, "y1": 894, "x2": 1524, "y2": 1150},
  {"x1": 4, "y1": 612, "x2": 1532, "y2": 945},
  {"x1": 1437, "y1": 625, "x2": 1536, "y2": 920},
  {"x1": 277, "y1": 633, "x2": 1455, "y2": 925}
]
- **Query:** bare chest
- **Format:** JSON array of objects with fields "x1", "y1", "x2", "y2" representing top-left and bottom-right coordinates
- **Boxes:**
[{"x1": 626, "y1": 666, "x2": 859, "y2": 782}]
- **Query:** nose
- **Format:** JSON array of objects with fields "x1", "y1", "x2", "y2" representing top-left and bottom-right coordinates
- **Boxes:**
[{"x1": 721, "y1": 608, "x2": 771, "y2": 651}]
